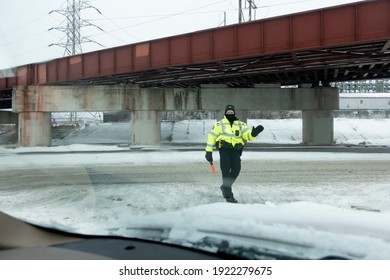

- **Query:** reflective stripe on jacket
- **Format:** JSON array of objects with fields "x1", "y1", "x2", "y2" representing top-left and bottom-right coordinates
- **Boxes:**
[{"x1": 205, "y1": 116, "x2": 255, "y2": 152}]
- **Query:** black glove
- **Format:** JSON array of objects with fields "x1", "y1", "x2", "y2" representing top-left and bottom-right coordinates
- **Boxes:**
[
  {"x1": 205, "y1": 152, "x2": 213, "y2": 163},
  {"x1": 251, "y1": 125, "x2": 264, "y2": 137}
]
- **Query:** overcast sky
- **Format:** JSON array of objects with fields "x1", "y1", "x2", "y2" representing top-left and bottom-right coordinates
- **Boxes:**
[{"x1": 0, "y1": 0, "x2": 364, "y2": 70}]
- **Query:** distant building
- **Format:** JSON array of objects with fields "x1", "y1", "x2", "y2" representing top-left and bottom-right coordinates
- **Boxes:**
[{"x1": 339, "y1": 93, "x2": 390, "y2": 110}]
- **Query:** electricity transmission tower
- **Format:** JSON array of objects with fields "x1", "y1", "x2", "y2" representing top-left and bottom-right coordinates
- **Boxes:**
[
  {"x1": 49, "y1": 0, "x2": 104, "y2": 56},
  {"x1": 49, "y1": 0, "x2": 104, "y2": 123}
]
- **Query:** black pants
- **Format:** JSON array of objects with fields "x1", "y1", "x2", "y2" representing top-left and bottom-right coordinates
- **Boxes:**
[{"x1": 218, "y1": 148, "x2": 241, "y2": 198}]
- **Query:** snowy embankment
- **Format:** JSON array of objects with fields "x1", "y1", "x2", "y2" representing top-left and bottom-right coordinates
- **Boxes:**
[{"x1": 169, "y1": 118, "x2": 390, "y2": 146}]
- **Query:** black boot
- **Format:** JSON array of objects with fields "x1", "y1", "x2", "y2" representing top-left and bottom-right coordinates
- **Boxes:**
[
  {"x1": 226, "y1": 197, "x2": 238, "y2": 203},
  {"x1": 220, "y1": 186, "x2": 238, "y2": 203}
]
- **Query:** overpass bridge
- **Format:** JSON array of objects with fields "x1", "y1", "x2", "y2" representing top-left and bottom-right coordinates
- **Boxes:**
[{"x1": 0, "y1": 0, "x2": 389, "y2": 147}]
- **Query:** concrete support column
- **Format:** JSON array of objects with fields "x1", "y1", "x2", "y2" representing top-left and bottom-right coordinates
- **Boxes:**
[
  {"x1": 131, "y1": 110, "x2": 161, "y2": 145},
  {"x1": 18, "y1": 112, "x2": 51, "y2": 146},
  {"x1": 302, "y1": 110, "x2": 334, "y2": 145}
]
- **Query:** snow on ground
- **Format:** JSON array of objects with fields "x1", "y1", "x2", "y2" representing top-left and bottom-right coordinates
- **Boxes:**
[
  {"x1": 1, "y1": 118, "x2": 390, "y2": 259},
  {"x1": 3, "y1": 117, "x2": 389, "y2": 147}
]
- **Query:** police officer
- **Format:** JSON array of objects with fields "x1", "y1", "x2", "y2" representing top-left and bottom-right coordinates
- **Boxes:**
[{"x1": 205, "y1": 104, "x2": 264, "y2": 203}]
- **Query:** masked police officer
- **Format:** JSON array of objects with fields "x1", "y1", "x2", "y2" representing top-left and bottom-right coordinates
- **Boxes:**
[{"x1": 205, "y1": 104, "x2": 264, "y2": 203}]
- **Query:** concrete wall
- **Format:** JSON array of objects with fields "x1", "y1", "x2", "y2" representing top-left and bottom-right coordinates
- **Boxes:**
[
  {"x1": 12, "y1": 85, "x2": 338, "y2": 112},
  {"x1": 200, "y1": 85, "x2": 339, "y2": 111},
  {"x1": 12, "y1": 85, "x2": 200, "y2": 112}
]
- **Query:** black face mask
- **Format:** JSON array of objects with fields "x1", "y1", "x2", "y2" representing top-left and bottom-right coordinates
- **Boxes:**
[{"x1": 225, "y1": 114, "x2": 236, "y2": 124}]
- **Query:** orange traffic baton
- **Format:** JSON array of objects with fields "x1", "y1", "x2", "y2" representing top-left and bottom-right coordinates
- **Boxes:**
[{"x1": 210, "y1": 162, "x2": 216, "y2": 174}]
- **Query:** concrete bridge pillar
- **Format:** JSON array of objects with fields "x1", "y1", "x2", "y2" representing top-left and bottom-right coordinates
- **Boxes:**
[
  {"x1": 302, "y1": 110, "x2": 334, "y2": 145},
  {"x1": 18, "y1": 112, "x2": 51, "y2": 146},
  {"x1": 131, "y1": 110, "x2": 161, "y2": 145}
]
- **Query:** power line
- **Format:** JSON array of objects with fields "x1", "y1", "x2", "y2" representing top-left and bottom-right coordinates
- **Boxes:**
[{"x1": 76, "y1": 0, "x2": 230, "y2": 46}]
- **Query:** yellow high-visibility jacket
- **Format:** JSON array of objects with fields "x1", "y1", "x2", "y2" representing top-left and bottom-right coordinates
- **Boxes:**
[{"x1": 205, "y1": 116, "x2": 255, "y2": 152}]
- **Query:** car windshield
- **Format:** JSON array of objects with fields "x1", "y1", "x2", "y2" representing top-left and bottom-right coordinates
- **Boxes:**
[{"x1": 1, "y1": 0, "x2": 390, "y2": 279}]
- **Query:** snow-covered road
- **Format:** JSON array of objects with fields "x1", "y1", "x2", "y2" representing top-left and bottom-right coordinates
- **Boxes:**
[{"x1": 1, "y1": 117, "x2": 390, "y2": 260}]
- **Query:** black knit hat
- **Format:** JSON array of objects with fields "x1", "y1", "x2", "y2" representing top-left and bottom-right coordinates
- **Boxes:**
[{"x1": 225, "y1": 104, "x2": 235, "y2": 114}]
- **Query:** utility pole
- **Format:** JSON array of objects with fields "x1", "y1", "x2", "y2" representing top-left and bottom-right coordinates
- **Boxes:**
[
  {"x1": 248, "y1": 0, "x2": 257, "y2": 21},
  {"x1": 239, "y1": 0, "x2": 243, "y2": 23},
  {"x1": 238, "y1": 0, "x2": 258, "y2": 23},
  {"x1": 49, "y1": 0, "x2": 103, "y2": 124}
]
